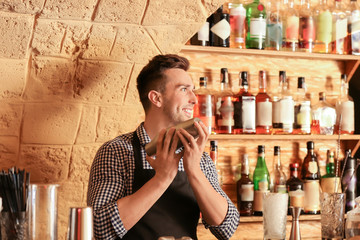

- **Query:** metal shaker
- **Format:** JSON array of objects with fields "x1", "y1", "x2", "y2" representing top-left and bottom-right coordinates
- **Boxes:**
[
  {"x1": 67, "y1": 207, "x2": 93, "y2": 240},
  {"x1": 289, "y1": 206, "x2": 302, "y2": 240}
]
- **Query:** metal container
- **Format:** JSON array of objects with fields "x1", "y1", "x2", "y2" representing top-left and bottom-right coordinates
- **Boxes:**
[{"x1": 67, "y1": 207, "x2": 93, "y2": 240}]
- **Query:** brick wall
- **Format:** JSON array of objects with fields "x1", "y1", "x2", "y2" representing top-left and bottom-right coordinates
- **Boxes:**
[{"x1": 0, "y1": 0, "x2": 222, "y2": 238}]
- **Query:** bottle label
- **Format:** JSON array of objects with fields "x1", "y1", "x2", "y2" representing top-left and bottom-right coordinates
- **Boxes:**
[
  {"x1": 301, "y1": 17, "x2": 316, "y2": 42},
  {"x1": 241, "y1": 184, "x2": 254, "y2": 201},
  {"x1": 266, "y1": 23, "x2": 283, "y2": 45},
  {"x1": 274, "y1": 184, "x2": 287, "y2": 193},
  {"x1": 308, "y1": 162, "x2": 318, "y2": 174},
  {"x1": 242, "y1": 96, "x2": 256, "y2": 131},
  {"x1": 333, "y1": 18, "x2": 348, "y2": 40},
  {"x1": 303, "y1": 179, "x2": 320, "y2": 212},
  {"x1": 321, "y1": 177, "x2": 342, "y2": 193},
  {"x1": 320, "y1": 107, "x2": 336, "y2": 128},
  {"x1": 258, "y1": 180, "x2": 269, "y2": 191},
  {"x1": 279, "y1": 97, "x2": 294, "y2": 125},
  {"x1": 211, "y1": 18, "x2": 231, "y2": 40},
  {"x1": 317, "y1": 11, "x2": 332, "y2": 43},
  {"x1": 250, "y1": 18, "x2": 266, "y2": 39},
  {"x1": 198, "y1": 22, "x2": 210, "y2": 42},
  {"x1": 256, "y1": 101, "x2": 272, "y2": 126},
  {"x1": 296, "y1": 102, "x2": 311, "y2": 131},
  {"x1": 286, "y1": 16, "x2": 300, "y2": 41},
  {"x1": 289, "y1": 189, "x2": 304, "y2": 208},
  {"x1": 339, "y1": 101, "x2": 355, "y2": 132},
  {"x1": 351, "y1": 14, "x2": 360, "y2": 34},
  {"x1": 218, "y1": 96, "x2": 234, "y2": 127}
]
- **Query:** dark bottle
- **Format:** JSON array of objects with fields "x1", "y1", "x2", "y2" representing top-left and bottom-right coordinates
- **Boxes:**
[
  {"x1": 236, "y1": 154, "x2": 254, "y2": 216},
  {"x1": 216, "y1": 68, "x2": 234, "y2": 134},
  {"x1": 233, "y1": 71, "x2": 255, "y2": 134},
  {"x1": 253, "y1": 145, "x2": 270, "y2": 216},
  {"x1": 190, "y1": 18, "x2": 210, "y2": 46},
  {"x1": 286, "y1": 163, "x2": 304, "y2": 214},
  {"x1": 301, "y1": 141, "x2": 321, "y2": 214},
  {"x1": 342, "y1": 149, "x2": 357, "y2": 213},
  {"x1": 209, "y1": 6, "x2": 231, "y2": 47}
]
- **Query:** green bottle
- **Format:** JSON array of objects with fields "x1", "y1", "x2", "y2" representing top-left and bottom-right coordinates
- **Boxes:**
[
  {"x1": 245, "y1": 0, "x2": 267, "y2": 49},
  {"x1": 321, "y1": 150, "x2": 341, "y2": 193},
  {"x1": 253, "y1": 145, "x2": 270, "y2": 216}
]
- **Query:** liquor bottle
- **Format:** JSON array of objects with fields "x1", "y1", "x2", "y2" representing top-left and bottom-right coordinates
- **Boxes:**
[
  {"x1": 293, "y1": 77, "x2": 311, "y2": 134},
  {"x1": 245, "y1": 0, "x2": 267, "y2": 49},
  {"x1": 272, "y1": 71, "x2": 285, "y2": 134},
  {"x1": 229, "y1": 0, "x2": 247, "y2": 48},
  {"x1": 286, "y1": 163, "x2": 304, "y2": 214},
  {"x1": 279, "y1": 72, "x2": 294, "y2": 134},
  {"x1": 209, "y1": 6, "x2": 231, "y2": 47},
  {"x1": 272, "y1": 146, "x2": 287, "y2": 193},
  {"x1": 210, "y1": 140, "x2": 223, "y2": 186},
  {"x1": 193, "y1": 77, "x2": 216, "y2": 134},
  {"x1": 265, "y1": 0, "x2": 283, "y2": 50},
  {"x1": 311, "y1": 92, "x2": 337, "y2": 135},
  {"x1": 342, "y1": 149, "x2": 357, "y2": 213},
  {"x1": 253, "y1": 145, "x2": 270, "y2": 216},
  {"x1": 335, "y1": 74, "x2": 354, "y2": 134},
  {"x1": 282, "y1": 0, "x2": 299, "y2": 51},
  {"x1": 331, "y1": 0, "x2": 349, "y2": 54},
  {"x1": 314, "y1": 0, "x2": 332, "y2": 53},
  {"x1": 301, "y1": 141, "x2": 321, "y2": 214},
  {"x1": 236, "y1": 153, "x2": 254, "y2": 216},
  {"x1": 321, "y1": 150, "x2": 342, "y2": 193},
  {"x1": 216, "y1": 68, "x2": 234, "y2": 134},
  {"x1": 298, "y1": 0, "x2": 316, "y2": 52},
  {"x1": 190, "y1": 18, "x2": 210, "y2": 46},
  {"x1": 256, "y1": 70, "x2": 272, "y2": 134},
  {"x1": 233, "y1": 71, "x2": 255, "y2": 134},
  {"x1": 347, "y1": 0, "x2": 360, "y2": 55}
]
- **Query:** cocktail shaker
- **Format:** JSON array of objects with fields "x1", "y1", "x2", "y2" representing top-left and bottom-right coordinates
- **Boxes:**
[
  {"x1": 67, "y1": 207, "x2": 93, "y2": 240},
  {"x1": 145, "y1": 118, "x2": 201, "y2": 156}
]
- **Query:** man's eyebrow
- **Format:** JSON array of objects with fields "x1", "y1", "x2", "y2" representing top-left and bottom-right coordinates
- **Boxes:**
[{"x1": 175, "y1": 84, "x2": 193, "y2": 88}]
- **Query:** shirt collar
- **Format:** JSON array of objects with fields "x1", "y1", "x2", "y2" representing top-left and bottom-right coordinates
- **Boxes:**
[{"x1": 135, "y1": 122, "x2": 151, "y2": 147}]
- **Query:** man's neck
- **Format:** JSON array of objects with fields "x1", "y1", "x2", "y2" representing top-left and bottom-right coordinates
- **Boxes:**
[{"x1": 143, "y1": 112, "x2": 172, "y2": 140}]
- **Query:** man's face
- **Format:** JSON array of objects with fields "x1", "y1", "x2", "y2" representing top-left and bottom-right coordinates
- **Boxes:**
[{"x1": 161, "y1": 68, "x2": 197, "y2": 125}]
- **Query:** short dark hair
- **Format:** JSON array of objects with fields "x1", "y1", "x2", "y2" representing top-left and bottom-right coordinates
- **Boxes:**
[{"x1": 136, "y1": 54, "x2": 190, "y2": 112}]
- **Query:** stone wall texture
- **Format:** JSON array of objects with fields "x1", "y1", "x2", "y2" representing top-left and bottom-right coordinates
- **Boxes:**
[{"x1": 0, "y1": 0, "x2": 222, "y2": 238}]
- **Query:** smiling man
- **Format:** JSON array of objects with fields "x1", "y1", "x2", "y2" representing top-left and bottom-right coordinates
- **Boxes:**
[{"x1": 87, "y1": 54, "x2": 239, "y2": 240}]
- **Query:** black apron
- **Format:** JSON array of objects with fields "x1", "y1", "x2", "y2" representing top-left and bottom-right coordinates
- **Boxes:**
[{"x1": 122, "y1": 132, "x2": 200, "y2": 240}]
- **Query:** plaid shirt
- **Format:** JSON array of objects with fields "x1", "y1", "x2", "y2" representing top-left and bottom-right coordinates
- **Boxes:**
[{"x1": 87, "y1": 123, "x2": 239, "y2": 239}]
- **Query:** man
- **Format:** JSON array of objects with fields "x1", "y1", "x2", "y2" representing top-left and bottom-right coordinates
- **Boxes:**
[{"x1": 87, "y1": 54, "x2": 239, "y2": 239}]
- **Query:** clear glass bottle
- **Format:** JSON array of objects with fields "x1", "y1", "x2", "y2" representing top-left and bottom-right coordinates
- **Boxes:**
[
  {"x1": 216, "y1": 68, "x2": 234, "y2": 134},
  {"x1": 273, "y1": 146, "x2": 287, "y2": 193},
  {"x1": 193, "y1": 77, "x2": 216, "y2": 134},
  {"x1": 190, "y1": 18, "x2": 210, "y2": 46},
  {"x1": 253, "y1": 145, "x2": 270, "y2": 216},
  {"x1": 301, "y1": 141, "x2": 321, "y2": 214},
  {"x1": 265, "y1": 0, "x2": 283, "y2": 50},
  {"x1": 236, "y1": 153, "x2": 254, "y2": 216},
  {"x1": 314, "y1": 0, "x2": 333, "y2": 53},
  {"x1": 282, "y1": 0, "x2": 299, "y2": 51},
  {"x1": 279, "y1": 72, "x2": 294, "y2": 134},
  {"x1": 331, "y1": 0, "x2": 349, "y2": 54},
  {"x1": 293, "y1": 77, "x2": 311, "y2": 135},
  {"x1": 298, "y1": 0, "x2": 316, "y2": 52},
  {"x1": 272, "y1": 71, "x2": 285, "y2": 134},
  {"x1": 245, "y1": 0, "x2": 267, "y2": 49},
  {"x1": 311, "y1": 92, "x2": 337, "y2": 135},
  {"x1": 347, "y1": 0, "x2": 360, "y2": 55},
  {"x1": 256, "y1": 71, "x2": 272, "y2": 134},
  {"x1": 286, "y1": 163, "x2": 304, "y2": 214},
  {"x1": 335, "y1": 74, "x2": 354, "y2": 134},
  {"x1": 321, "y1": 150, "x2": 341, "y2": 193},
  {"x1": 229, "y1": 0, "x2": 247, "y2": 48},
  {"x1": 233, "y1": 71, "x2": 255, "y2": 134},
  {"x1": 210, "y1": 6, "x2": 231, "y2": 47}
]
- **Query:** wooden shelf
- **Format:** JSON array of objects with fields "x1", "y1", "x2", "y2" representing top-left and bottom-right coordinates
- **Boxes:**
[{"x1": 209, "y1": 134, "x2": 360, "y2": 141}]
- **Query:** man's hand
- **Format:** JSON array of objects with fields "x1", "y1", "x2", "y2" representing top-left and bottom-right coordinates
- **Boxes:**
[
  {"x1": 176, "y1": 121, "x2": 210, "y2": 174},
  {"x1": 146, "y1": 127, "x2": 182, "y2": 182}
]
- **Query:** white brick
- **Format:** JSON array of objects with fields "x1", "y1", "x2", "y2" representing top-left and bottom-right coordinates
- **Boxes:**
[
  {"x1": 22, "y1": 103, "x2": 82, "y2": 144},
  {"x1": 75, "y1": 105, "x2": 98, "y2": 144},
  {"x1": 0, "y1": 0, "x2": 44, "y2": 14},
  {"x1": 0, "y1": 59, "x2": 26, "y2": 99},
  {"x1": 42, "y1": 0, "x2": 97, "y2": 20},
  {"x1": 69, "y1": 144, "x2": 101, "y2": 181}
]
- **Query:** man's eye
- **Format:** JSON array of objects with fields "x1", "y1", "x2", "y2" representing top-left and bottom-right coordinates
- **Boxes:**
[{"x1": 181, "y1": 88, "x2": 187, "y2": 92}]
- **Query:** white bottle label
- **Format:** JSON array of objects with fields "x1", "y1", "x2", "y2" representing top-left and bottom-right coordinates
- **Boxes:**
[
  {"x1": 242, "y1": 96, "x2": 256, "y2": 131},
  {"x1": 198, "y1": 22, "x2": 209, "y2": 42},
  {"x1": 340, "y1": 101, "x2": 354, "y2": 132},
  {"x1": 241, "y1": 184, "x2": 254, "y2": 201},
  {"x1": 211, "y1": 18, "x2": 231, "y2": 40},
  {"x1": 334, "y1": 18, "x2": 348, "y2": 40},
  {"x1": 256, "y1": 101, "x2": 272, "y2": 126},
  {"x1": 250, "y1": 18, "x2": 266, "y2": 39},
  {"x1": 303, "y1": 180, "x2": 320, "y2": 212},
  {"x1": 279, "y1": 97, "x2": 294, "y2": 125}
]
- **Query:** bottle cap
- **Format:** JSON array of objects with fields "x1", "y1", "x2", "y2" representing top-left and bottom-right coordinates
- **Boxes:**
[
  {"x1": 258, "y1": 145, "x2": 265, "y2": 153},
  {"x1": 306, "y1": 141, "x2": 314, "y2": 149},
  {"x1": 210, "y1": 140, "x2": 217, "y2": 148},
  {"x1": 297, "y1": 77, "x2": 305, "y2": 89},
  {"x1": 240, "y1": 71, "x2": 248, "y2": 80},
  {"x1": 341, "y1": 74, "x2": 347, "y2": 82},
  {"x1": 319, "y1": 92, "x2": 326, "y2": 100},
  {"x1": 279, "y1": 70, "x2": 286, "y2": 78},
  {"x1": 221, "y1": 68, "x2": 228, "y2": 74},
  {"x1": 199, "y1": 77, "x2": 208, "y2": 87},
  {"x1": 274, "y1": 146, "x2": 280, "y2": 155},
  {"x1": 290, "y1": 163, "x2": 299, "y2": 169}
]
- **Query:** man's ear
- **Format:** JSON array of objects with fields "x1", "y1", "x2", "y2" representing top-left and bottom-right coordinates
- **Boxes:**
[{"x1": 148, "y1": 90, "x2": 162, "y2": 108}]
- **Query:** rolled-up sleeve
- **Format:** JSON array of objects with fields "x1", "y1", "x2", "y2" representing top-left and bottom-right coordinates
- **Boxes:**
[
  {"x1": 87, "y1": 141, "x2": 131, "y2": 239},
  {"x1": 201, "y1": 153, "x2": 240, "y2": 239}
]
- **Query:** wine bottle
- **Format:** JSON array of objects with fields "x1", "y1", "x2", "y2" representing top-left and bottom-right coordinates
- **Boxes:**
[
  {"x1": 216, "y1": 68, "x2": 234, "y2": 134},
  {"x1": 286, "y1": 163, "x2": 304, "y2": 214},
  {"x1": 237, "y1": 153, "x2": 254, "y2": 216},
  {"x1": 256, "y1": 70, "x2": 272, "y2": 134}
]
